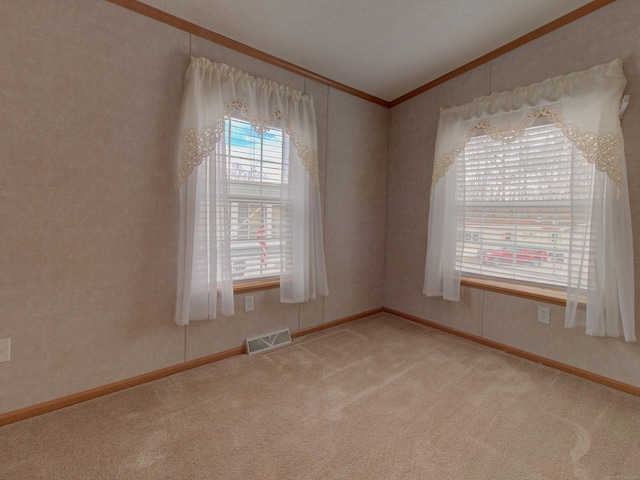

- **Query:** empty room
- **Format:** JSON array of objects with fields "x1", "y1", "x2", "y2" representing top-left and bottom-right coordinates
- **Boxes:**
[{"x1": 2, "y1": 0, "x2": 640, "y2": 478}]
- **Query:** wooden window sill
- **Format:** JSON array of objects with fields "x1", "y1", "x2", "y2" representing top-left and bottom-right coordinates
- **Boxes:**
[
  {"x1": 460, "y1": 276, "x2": 568, "y2": 306},
  {"x1": 233, "y1": 276, "x2": 572, "y2": 305},
  {"x1": 233, "y1": 278, "x2": 280, "y2": 294}
]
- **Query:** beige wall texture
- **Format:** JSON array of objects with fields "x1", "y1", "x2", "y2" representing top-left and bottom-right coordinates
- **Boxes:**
[
  {"x1": 0, "y1": 0, "x2": 388, "y2": 414},
  {"x1": 3, "y1": 0, "x2": 640, "y2": 416},
  {"x1": 385, "y1": 0, "x2": 640, "y2": 388}
]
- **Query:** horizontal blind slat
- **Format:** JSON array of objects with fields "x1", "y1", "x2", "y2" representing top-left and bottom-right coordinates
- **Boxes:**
[
  {"x1": 226, "y1": 117, "x2": 285, "y2": 281},
  {"x1": 457, "y1": 123, "x2": 590, "y2": 288}
]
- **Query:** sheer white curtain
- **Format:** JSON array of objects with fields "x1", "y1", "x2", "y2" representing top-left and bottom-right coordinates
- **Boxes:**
[
  {"x1": 175, "y1": 57, "x2": 328, "y2": 326},
  {"x1": 424, "y1": 59, "x2": 635, "y2": 341}
]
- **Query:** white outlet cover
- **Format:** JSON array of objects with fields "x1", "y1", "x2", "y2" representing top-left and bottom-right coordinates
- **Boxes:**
[
  {"x1": 537, "y1": 306, "x2": 550, "y2": 325},
  {"x1": 0, "y1": 338, "x2": 10, "y2": 362},
  {"x1": 245, "y1": 295, "x2": 254, "y2": 312}
]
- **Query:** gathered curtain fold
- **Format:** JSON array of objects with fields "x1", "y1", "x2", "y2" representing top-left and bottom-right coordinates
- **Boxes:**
[
  {"x1": 175, "y1": 57, "x2": 328, "y2": 326},
  {"x1": 424, "y1": 59, "x2": 635, "y2": 341}
]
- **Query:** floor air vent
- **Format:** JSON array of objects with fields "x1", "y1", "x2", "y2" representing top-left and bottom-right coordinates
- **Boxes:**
[{"x1": 246, "y1": 329, "x2": 291, "y2": 355}]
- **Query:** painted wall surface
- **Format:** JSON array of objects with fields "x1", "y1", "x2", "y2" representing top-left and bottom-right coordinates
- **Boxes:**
[
  {"x1": 3, "y1": 0, "x2": 640, "y2": 416},
  {"x1": 0, "y1": 0, "x2": 388, "y2": 413},
  {"x1": 385, "y1": 0, "x2": 640, "y2": 388}
]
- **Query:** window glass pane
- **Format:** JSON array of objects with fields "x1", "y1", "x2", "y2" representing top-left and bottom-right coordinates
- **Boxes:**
[
  {"x1": 226, "y1": 118, "x2": 284, "y2": 281},
  {"x1": 457, "y1": 123, "x2": 591, "y2": 288}
]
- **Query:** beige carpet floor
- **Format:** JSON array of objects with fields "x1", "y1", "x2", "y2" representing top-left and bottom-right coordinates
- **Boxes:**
[{"x1": 2, "y1": 313, "x2": 640, "y2": 479}]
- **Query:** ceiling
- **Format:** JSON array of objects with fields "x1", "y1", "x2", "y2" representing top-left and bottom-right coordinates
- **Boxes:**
[{"x1": 138, "y1": 0, "x2": 596, "y2": 102}]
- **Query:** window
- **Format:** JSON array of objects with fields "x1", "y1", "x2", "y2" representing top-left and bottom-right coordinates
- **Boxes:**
[
  {"x1": 175, "y1": 58, "x2": 328, "y2": 325},
  {"x1": 226, "y1": 117, "x2": 285, "y2": 282},
  {"x1": 456, "y1": 122, "x2": 588, "y2": 290},
  {"x1": 424, "y1": 60, "x2": 635, "y2": 341}
]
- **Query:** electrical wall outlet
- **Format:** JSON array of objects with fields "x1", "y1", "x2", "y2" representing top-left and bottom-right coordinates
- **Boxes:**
[
  {"x1": 537, "y1": 306, "x2": 550, "y2": 325},
  {"x1": 0, "y1": 338, "x2": 10, "y2": 363},
  {"x1": 245, "y1": 295, "x2": 254, "y2": 312}
]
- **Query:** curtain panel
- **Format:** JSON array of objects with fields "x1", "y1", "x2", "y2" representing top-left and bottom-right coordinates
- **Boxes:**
[
  {"x1": 175, "y1": 57, "x2": 328, "y2": 326},
  {"x1": 424, "y1": 59, "x2": 635, "y2": 341}
]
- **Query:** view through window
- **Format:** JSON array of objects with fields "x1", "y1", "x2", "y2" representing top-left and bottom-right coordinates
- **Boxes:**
[
  {"x1": 456, "y1": 122, "x2": 592, "y2": 289},
  {"x1": 226, "y1": 117, "x2": 286, "y2": 282}
]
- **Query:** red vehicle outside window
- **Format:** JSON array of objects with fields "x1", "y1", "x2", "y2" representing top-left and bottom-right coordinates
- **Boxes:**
[{"x1": 478, "y1": 246, "x2": 548, "y2": 266}]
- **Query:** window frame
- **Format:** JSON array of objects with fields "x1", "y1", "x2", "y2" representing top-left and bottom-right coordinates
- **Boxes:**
[
  {"x1": 454, "y1": 121, "x2": 583, "y2": 304},
  {"x1": 224, "y1": 116, "x2": 285, "y2": 290}
]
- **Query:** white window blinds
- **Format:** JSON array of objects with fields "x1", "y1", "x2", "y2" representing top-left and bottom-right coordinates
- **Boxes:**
[
  {"x1": 457, "y1": 122, "x2": 592, "y2": 289},
  {"x1": 226, "y1": 118, "x2": 286, "y2": 281}
]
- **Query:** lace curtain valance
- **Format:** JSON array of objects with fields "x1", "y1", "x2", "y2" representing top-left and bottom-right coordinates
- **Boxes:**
[
  {"x1": 424, "y1": 59, "x2": 635, "y2": 341},
  {"x1": 431, "y1": 60, "x2": 626, "y2": 190},
  {"x1": 177, "y1": 57, "x2": 319, "y2": 186}
]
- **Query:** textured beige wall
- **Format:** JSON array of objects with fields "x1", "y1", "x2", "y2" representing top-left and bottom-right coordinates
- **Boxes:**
[
  {"x1": 4, "y1": 0, "x2": 636, "y2": 416},
  {"x1": 324, "y1": 89, "x2": 388, "y2": 322},
  {"x1": 385, "y1": 0, "x2": 640, "y2": 388},
  {"x1": 0, "y1": 0, "x2": 388, "y2": 413}
]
